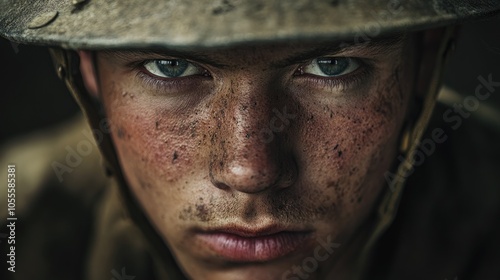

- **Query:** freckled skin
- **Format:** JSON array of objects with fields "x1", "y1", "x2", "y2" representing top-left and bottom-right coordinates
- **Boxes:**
[{"x1": 93, "y1": 36, "x2": 416, "y2": 279}]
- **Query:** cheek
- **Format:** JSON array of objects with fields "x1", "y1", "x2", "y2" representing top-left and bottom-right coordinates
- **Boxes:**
[
  {"x1": 296, "y1": 68, "x2": 410, "y2": 224},
  {"x1": 100, "y1": 77, "x2": 207, "y2": 203}
]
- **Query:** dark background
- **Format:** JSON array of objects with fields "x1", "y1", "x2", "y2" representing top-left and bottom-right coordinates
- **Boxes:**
[{"x1": 1, "y1": 15, "x2": 499, "y2": 145}]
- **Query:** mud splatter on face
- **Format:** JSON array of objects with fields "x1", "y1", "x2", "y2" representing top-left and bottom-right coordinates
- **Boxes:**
[{"x1": 94, "y1": 34, "x2": 417, "y2": 279}]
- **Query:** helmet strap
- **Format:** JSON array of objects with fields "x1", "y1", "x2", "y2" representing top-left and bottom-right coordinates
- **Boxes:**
[
  {"x1": 49, "y1": 48, "x2": 188, "y2": 279},
  {"x1": 355, "y1": 26, "x2": 457, "y2": 279}
]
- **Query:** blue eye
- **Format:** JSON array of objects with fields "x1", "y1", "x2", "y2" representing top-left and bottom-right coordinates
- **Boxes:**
[
  {"x1": 143, "y1": 59, "x2": 202, "y2": 78},
  {"x1": 303, "y1": 57, "x2": 359, "y2": 77}
]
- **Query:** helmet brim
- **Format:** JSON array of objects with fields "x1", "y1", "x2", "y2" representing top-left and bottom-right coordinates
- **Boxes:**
[{"x1": 1, "y1": 0, "x2": 499, "y2": 50}]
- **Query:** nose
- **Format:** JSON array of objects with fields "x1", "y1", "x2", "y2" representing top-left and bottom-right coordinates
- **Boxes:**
[{"x1": 208, "y1": 79, "x2": 297, "y2": 194}]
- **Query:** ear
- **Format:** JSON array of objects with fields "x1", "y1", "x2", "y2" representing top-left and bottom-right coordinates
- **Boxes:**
[{"x1": 78, "y1": 50, "x2": 99, "y2": 98}]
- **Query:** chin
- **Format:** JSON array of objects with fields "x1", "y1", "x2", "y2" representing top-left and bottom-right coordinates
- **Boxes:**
[{"x1": 182, "y1": 259, "x2": 326, "y2": 280}]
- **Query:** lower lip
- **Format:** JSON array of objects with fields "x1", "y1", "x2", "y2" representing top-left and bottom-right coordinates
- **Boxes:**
[{"x1": 197, "y1": 231, "x2": 310, "y2": 262}]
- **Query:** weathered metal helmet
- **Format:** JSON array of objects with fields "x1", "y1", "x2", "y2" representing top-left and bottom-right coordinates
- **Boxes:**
[
  {"x1": 1, "y1": 0, "x2": 499, "y2": 49},
  {"x1": 1, "y1": 1, "x2": 499, "y2": 279}
]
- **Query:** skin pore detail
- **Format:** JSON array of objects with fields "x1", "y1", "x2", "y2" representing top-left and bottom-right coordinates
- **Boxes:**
[
  {"x1": 1, "y1": 0, "x2": 497, "y2": 277},
  {"x1": 88, "y1": 33, "x2": 415, "y2": 279}
]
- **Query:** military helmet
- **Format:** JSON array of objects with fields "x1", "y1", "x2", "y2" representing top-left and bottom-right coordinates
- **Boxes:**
[{"x1": 1, "y1": 0, "x2": 499, "y2": 49}]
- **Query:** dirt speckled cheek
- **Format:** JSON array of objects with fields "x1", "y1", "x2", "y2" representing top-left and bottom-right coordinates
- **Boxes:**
[
  {"x1": 293, "y1": 55, "x2": 410, "y2": 227},
  {"x1": 92, "y1": 36, "x2": 417, "y2": 279},
  {"x1": 98, "y1": 72, "x2": 209, "y2": 193}
]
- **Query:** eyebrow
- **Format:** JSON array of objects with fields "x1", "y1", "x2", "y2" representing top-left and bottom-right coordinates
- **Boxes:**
[
  {"x1": 272, "y1": 34, "x2": 406, "y2": 68},
  {"x1": 104, "y1": 34, "x2": 405, "y2": 68},
  {"x1": 103, "y1": 49, "x2": 229, "y2": 68}
]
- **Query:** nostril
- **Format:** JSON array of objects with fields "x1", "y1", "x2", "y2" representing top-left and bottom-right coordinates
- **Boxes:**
[
  {"x1": 209, "y1": 168, "x2": 230, "y2": 190},
  {"x1": 208, "y1": 141, "x2": 301, "y2": 193},
  {"x1": 214, "y1": 182, "x2": 230, "y2": 190},
  {"x1": 209, "y1": 160, "x2": 285, "y2": 194}
]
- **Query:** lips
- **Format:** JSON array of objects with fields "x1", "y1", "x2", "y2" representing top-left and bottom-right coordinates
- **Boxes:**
[{"x1": 195, "y1": 226, "x2": 312, "y2": 262}]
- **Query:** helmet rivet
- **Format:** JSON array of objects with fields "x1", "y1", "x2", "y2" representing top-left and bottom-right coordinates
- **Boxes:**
[
  {"x1": 27, "y1": 11, "x2": 59, "y2": 29},
  {"x1": 72, "y1": 0, "x2": 87, "y2": 5},
  {"x1": 57, "y1": 65, "x2": 66, "y2": 79}
]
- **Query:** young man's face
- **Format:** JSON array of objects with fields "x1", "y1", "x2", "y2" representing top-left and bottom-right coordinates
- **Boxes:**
[{"x1": 83, "y1": 34, "x2": 415, "y2": 279}]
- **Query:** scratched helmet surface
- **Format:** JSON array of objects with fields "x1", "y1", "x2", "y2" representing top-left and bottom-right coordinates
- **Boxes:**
[{"x1": 0, "y1": 0, "x2": 499, "y2": 49}]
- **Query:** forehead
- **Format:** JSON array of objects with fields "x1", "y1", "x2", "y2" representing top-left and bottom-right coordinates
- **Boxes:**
[{"x1": 100, "y1": 33, "x2": 408, "y2": 67}]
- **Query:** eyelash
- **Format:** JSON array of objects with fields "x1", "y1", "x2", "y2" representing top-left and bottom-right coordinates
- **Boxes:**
[
  {"x1": 134, "y1": 61, "x2": 211, "y2": 92},
  {"x1": 294, "y1": 59, "x2": 372, "y2": 91},
  {"x1": 133, "y1": 58, "x2": 372, "y2": 93}
]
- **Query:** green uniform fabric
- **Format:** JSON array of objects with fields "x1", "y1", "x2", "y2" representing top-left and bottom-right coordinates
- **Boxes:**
[{"x1": 1, "y1": 93, "x2": 499, "y2": 280}]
